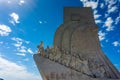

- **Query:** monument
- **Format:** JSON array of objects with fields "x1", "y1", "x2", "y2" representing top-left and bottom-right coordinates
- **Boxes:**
[{"x1": 34, "y1": 7, "x2": 120, "y2": 80}]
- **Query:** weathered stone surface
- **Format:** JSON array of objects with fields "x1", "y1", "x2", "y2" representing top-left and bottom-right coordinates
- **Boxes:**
[
  {"x1": 34, "y1": 7, "x2": 120, "y2": 80},
  {"x1": 34, "y1": 54, "x2": 120, "y2": 80}
]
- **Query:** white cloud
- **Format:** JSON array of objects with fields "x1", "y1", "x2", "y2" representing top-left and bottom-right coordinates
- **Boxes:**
[
  {"x1": 9, "y1": 12, "x2": 19, "y2": 25},
  {"x1": 23, "y1": 58, "x2": 29, "y2": 61},
  {"x1": 11, "y1": 37, "x2": 28, "y2": 53},
  {"x1": 105, "y1": 13, "x2": 109, "y2": 18},
  {"x1": 11, "y1": 37, "x2": 33, "y2": 55},
  {"x1": 98, "y1": 31, "x2": 106, "y2": 41},
  {"x1": 104, "y1": 17, "x2": 114, "y2": 31},
  {"x1": 11, "y1": 37, "x2": 22, "y2": 41},
  {"x1": 14, "y1": 42, "x2": 22, "y2": 47},
  {"x1": 104, "y1": 0, "x2": 118, "y2": 14},
  {"x1": 0, "y1": 57, "x2": 41, "y2": 80},
  {"x1": 95, "y1": 20, "x2": 102, "y2": 24},
  {"x1": 25, "y1": 41, "x2": 30, "y2": 44},
  {"x1": 94, "y1": 10, "x2": 101, "y2": 19},
  {"x1": 80, "y1": 0, "x2": 99, "y2": 9},
  {"x1": 112, "y1": 41, "x2": 120, "y2": 47},
  {"x1": 93, "y1": 10, "x2": 102, "y2": 24},
  {"x1": 11, "y1": 37, "x2": 30, "y2": 47},
  {"x1": 115, "y1": 13, "x2": 120, "y2": 24},
  {"x1": 39, "y1": 21, "x2": 43, "y2": 24},
  {"x1": 0, "y1": 0, "x2": 25, "y2": 6},
  {"x1": 106, "y1": 26, "x2": 114, "y2": 31},
  {"x1": 7, "y1": 0, "x2": 11, "y2": 3},
  {"x1": 0, "y1": 24, "x2": 12, "y2": 36},
  {"x1": 11, "y1": 37, "x2": 23, "y2": 47},
  {"x1": 17, "y1": 46, "x2": 27, "y2": 53},
  {"x1": 27, "y1": 48, "x2": 34, "y2": 54},
  {"x1": 0, "y1": 41, "x2": 3, "y2": 45},
  {"x1": 94, "y1": 14, "x2": 101, "y2": 19},
  {"x1": 108, "y1": 6, "x2": 118, "y2": 13},
  {"x1": 39, "y1": 20, "x2": 47, "y2": 24},
  {"x1": 19, "y1": 0, "x2": 25, "y2": 5},
  {"x1": 100, "y1": 3, "x2": 104, "y2": 9},
  {"x1": 106, "y1": 0, "x2": 117, "y2": 9},
  {"x1": 16, "y1": 53, "x2": 26, "y2": 57},
  {"x1": 18, "y1": 49, "x2": 26, "y2": 53}
]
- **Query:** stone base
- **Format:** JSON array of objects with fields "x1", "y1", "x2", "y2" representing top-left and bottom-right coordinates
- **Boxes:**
[{"x1": 34, "y1": 54, "x2": 120, "y2": 80}]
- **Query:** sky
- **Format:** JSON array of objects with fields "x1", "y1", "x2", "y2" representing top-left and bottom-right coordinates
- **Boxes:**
[{"x1": 0, "y1": 0, "x2": 120, "y2": 80}]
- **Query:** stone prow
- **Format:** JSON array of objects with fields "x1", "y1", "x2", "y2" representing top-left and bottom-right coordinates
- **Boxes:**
[{"x1": 34, "y1": 7, "x2": 120, "y2": 80}]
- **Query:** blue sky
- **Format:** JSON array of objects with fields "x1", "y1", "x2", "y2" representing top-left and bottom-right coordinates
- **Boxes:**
[{"x1": 0, "y1": 0, "x2": 120, "y2": 80}]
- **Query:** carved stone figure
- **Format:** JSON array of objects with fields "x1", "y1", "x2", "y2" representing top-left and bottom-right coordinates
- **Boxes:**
[
  {"x1": 80, "y1": 60, "x2": 91, "y2": 76},
  {"x1": 54, "y1": 50, "x2": 62, "y2": 62},
  {"x1": 37, "y1": 41, "x2": 44, "y2": 55},
  {"x1": 48, "y1": 49, "x2": 55, "y2": 60},
  {"x1": 69, "y1": 56, "x2": 76, "y2": 69},
  {"x1": 54, "y1": 46, "x2": 59, "y2": 53},
  {"x1": 92, "y1": 62, "x2": 106, "y2": 78},
  {"x1": 46, "y1": 46, "x2": 50, "y2": 52},
  {"x1": 75, "y1": 57, "x2": 83, "y2": 72},
  {"x1": 61, "y1": 53, "x2": 71, "y2": 66},
  {"x1": 44, "y1": 46, "x2": 50, "y2": 58}
]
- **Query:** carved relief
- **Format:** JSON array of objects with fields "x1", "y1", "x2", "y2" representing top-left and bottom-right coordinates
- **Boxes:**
[
  {"x1": 88, "y1": 57, "x2": 106, "y2": 78},
  {"x1": 37, "y1": 42, "x2": 109, "y2": 78},
  {"x1": 61, "y1": 53, "x2": 71, "y2": 66},
  {"x1": 69, "y1": 56, "x2": 76, "y2": 69}
]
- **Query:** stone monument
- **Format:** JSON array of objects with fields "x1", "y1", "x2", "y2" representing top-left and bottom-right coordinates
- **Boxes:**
[{"x1": 34, "y1": 7, "x2": 120, "y2": 80}]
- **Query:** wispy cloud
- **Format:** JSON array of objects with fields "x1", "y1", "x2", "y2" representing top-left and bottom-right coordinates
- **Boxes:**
[
  {"x1": 0, "y1": 24, "x2": 12, "y2": 36},
  {"x1": 27, "y1": 48, "x2": 34, "y2": 54},
  {"x1": 39, "y1": 20, "x2": 47, "y2": 24},
  {"x1": 16, "y1": 53, "x2": 26, "y2": 57},
  {"x1": 112, "y1": 41, "x2": 120, "y2": 47},
  {"x1": 0, "y1": 57, "x2": 40, "y2": 80},
  {"x1": 0, "y1": 41, "x2": 3, "y2": 45},
  {"x1": 95, "y1": 20, "x2": 102, "y2": 24},
  {"x1": 94, "y1": 14, "x2": 101, "y2": 19},
  {"x1": 115, "y1": 13, "x2": 120, "y2": 25},
  {"x1": 104, "y1": 17, "x2": 114, "y2": 31},
  {"x1": 105, "y1": 0, "x2": 117, "y2": 8},
  {"x1": 17, "y1": 46, "x2": 27, "y2": 53},
  {"x1": 80, "y1": 0, "x2": 99, "y2": 9},
  {"x1": 11, "y1": 37, "x2": 34, "y2": 55},
  {"x1": 98, "y1": 31, "x2": 106, "y2": 41},
  {"x1": 11, "y1": 37, "x2": 23, "y2": 47},
  {"x1": 104, "y1": 0, "x2": 118, "y2": 15},
  {"x1": 11, "y1": 37, "x2": 30, "y2": 47},
  {"x1": 100, "y1": 3, "x2": 104, "y2": 9},
  {"x1": 0, "y1": 0, "x2": 25, "y2": 6},
  {"x1": 19, "y1": 0, "x2": 25, "y2": 5},
  {"x1": 94, "y1": 10, "x2": 101, "y2": 19},
  {"x1": 9, "y1": 12, "x2": 20, "y2": 25},
  {"x1": 108, "y1": 6, "x2": 118, "y2": 14},
  {"x1": 23, "y1": 58, "x2": 29, "y2": 61},
  {"x1": 93, "y1": 10, "x2": 102, "y2": 24}
]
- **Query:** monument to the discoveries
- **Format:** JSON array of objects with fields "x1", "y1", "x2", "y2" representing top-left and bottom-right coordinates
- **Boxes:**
[{"x1": 34, "y1": 7, "x2": 120, "y2": 80}]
